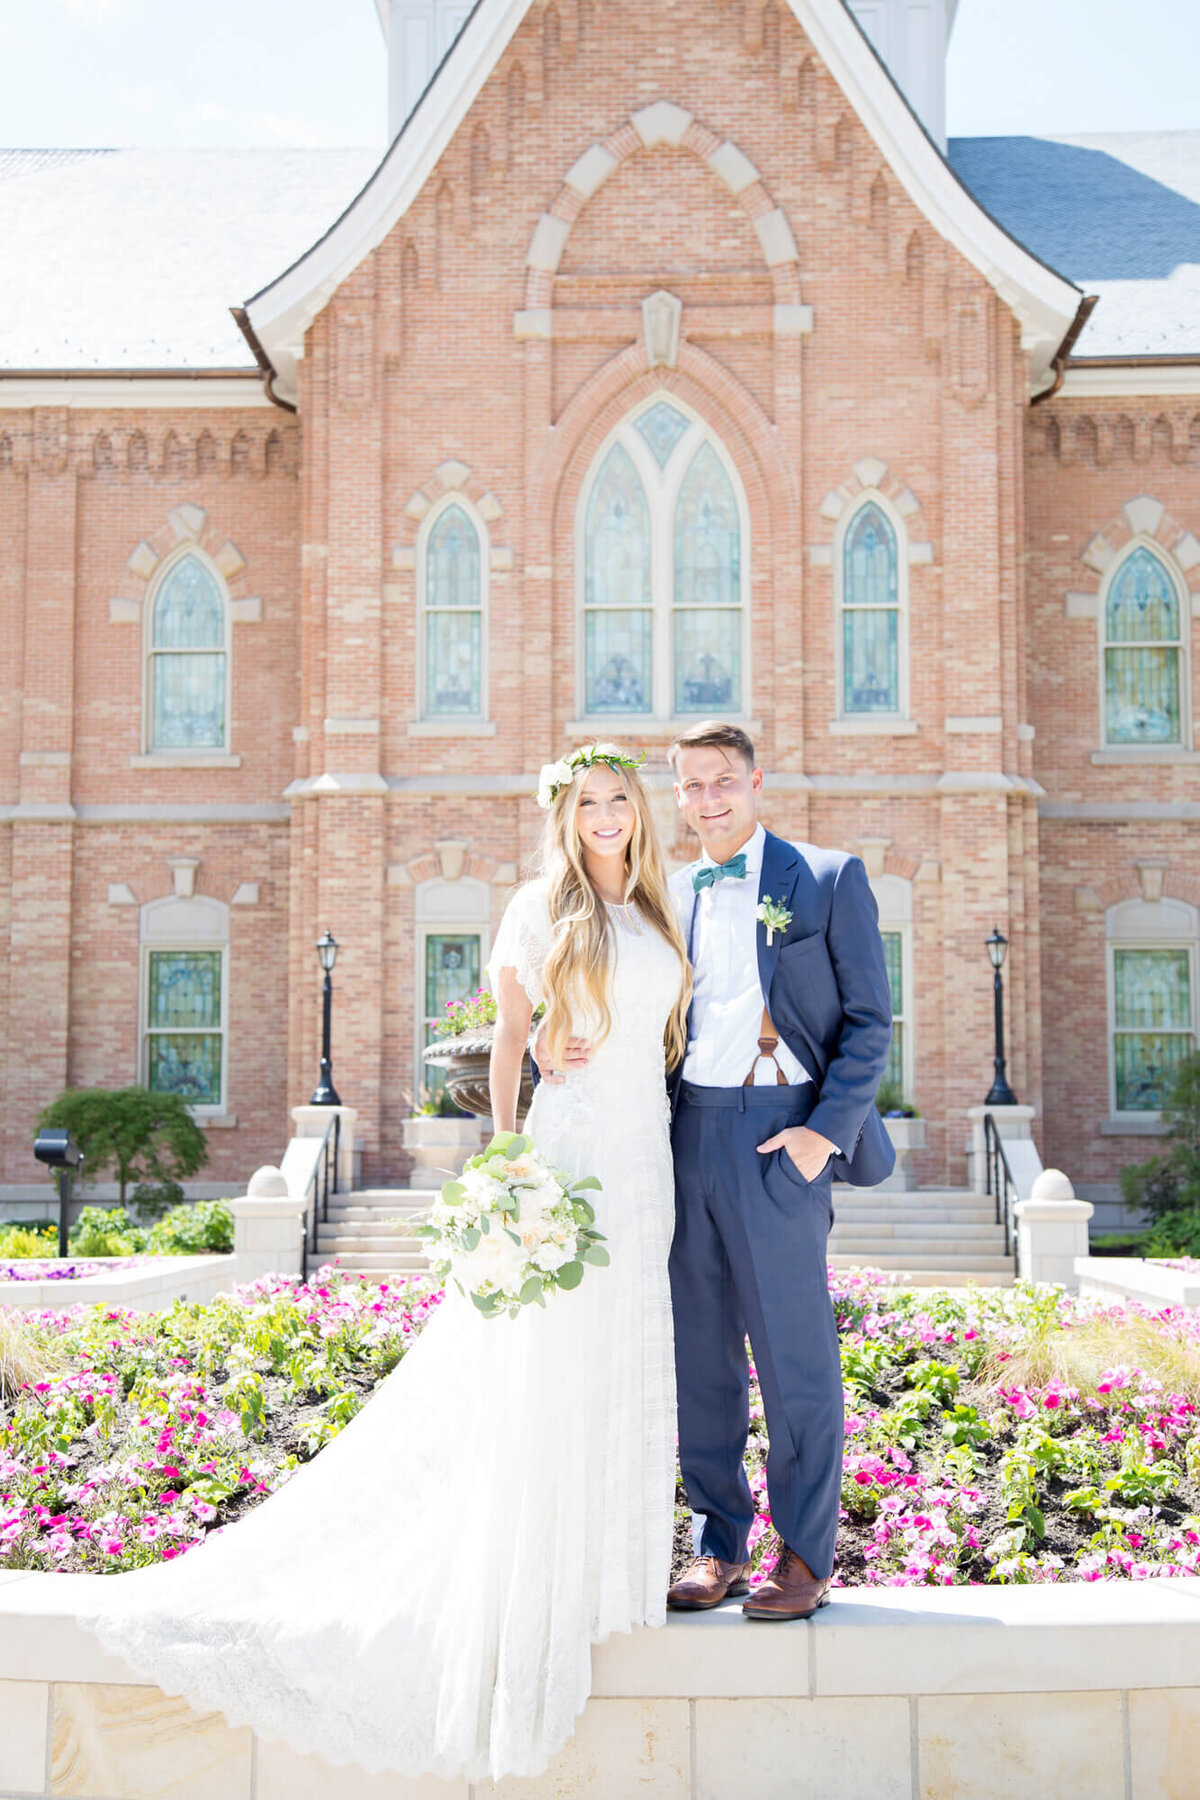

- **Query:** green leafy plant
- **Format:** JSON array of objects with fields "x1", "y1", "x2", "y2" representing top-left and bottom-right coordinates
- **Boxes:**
[
  {"x1": 143, "y1": 1200, "x2": 234, "y2": 1256},
  {"x1": 36, "y1": 1086, "x2": 208, "y2": 1207},
  {"x1": 874, "y1": 1078, "x2": 919, "y2": 1118},
  {"x1": 1119, "y1": 1052, "x2": 1200, "y2": 1249},
  {"x1": 68, "y1": 1207, "x2": 145, "y2": 1258},
  {"x1": 0, "y1": 1224, "x2": 56, "y2": 1259}
]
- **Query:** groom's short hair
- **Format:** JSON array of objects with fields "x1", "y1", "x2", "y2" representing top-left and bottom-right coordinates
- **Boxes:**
[{"x1": 667, "y1": 721, "x2": 756, "y2": 772}]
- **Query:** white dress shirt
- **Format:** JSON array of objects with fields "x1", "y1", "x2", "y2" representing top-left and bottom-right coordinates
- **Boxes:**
[{"x1": 681, "y1": 824, "x2": 812, "y2": 1090}]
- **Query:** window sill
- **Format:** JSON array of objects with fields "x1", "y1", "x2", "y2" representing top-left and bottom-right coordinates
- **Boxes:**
[
  {"x1": 563, "y1": 717, "x2": 764, "y2": 738},
  {"x1": 827, "y1": 718, "x2": 918, "y2": 736},
  {"x1": 1090, "y1": 750, "x2": 1199, "y2": 765},
  {"x1": 406, "y1": 720, "x2": 497, "y2": 738},
  {"x1": 1099, "y1": 1117, "x2": 1170, "y2": 1136},
  {"x1": 131, "y1": 753, "x2": 242, "y2": 769}
]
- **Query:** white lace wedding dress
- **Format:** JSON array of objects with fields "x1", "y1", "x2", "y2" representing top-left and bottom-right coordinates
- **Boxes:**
[{"x1": 80, "y1": 879, "x2": 680, "y2": 1783}]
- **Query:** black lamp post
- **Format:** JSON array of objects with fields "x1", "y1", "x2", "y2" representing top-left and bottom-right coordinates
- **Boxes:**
[
  {"x1": 984, "y1": 926, "x2": 1018, "y2": 1106},
  {"x1": 311, "y1": 929, "x2": 342, "y2": 1106}
]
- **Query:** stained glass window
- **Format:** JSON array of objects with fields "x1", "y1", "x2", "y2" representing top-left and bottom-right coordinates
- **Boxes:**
[
  {"x1": 635, "y1": 401, "x2": 689, "y2": 470},
  {"x1": 881, "y1": 930, "x2": 906, "y2": 1093},
  {"x1": 580, "y1": 415, "x2": 745, "y2": 718},
  {"x1": 1113, "y1": 948, "x2": 1194, "y2": 1111},
  {"x1": 674, "y1": 443, "x2": 741, "y2": 713},
  {"x1": 842, "y1": 502, "x2": 900, "y2": 715},
  {"x1": 149, "y1": 555, "x2": 226, "y2": 749},
  {"x1": 422, "y1": 933, "x2": 482, "y2": 1096},
  {"x1": 146, "y1": 950, "x2": 223, "y2": 1106},
  {"x1": 424, "y1": 504, "x2": 482, "y2": 715},
  {"x1": 1104, "y1": 548, "x2": 1182, "y2": 745},
  {"x1": 584, "y1": 444, "x2": 652, "y2": 712}
]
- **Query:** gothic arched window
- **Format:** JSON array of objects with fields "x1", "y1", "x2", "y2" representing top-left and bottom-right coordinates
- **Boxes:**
[
  {"x1": 147, "y1": 552, "x2": 228, "y2": 751},
  {"x1": 579, "y1": 402, "x2": 747, "y2": 719},
  {"x1": 421, "y1": 500, "x2": 485, "y2": 718},
  {"x1": 839, "y1": 499, "x2": 902, "y2": 716},
  {"x1": 1102, "y1": 545, "x2": 1184, "y2": 747}
]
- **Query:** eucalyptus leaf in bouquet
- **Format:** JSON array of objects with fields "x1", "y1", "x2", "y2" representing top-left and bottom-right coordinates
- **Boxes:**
[{"x1": 415, "y1": 1132, "x2": 608, "y2": 1319}]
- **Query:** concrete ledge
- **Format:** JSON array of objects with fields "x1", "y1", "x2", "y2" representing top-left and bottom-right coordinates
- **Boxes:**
[
  {"x1": 3, "y1": 1574, "x2": 1200, "y2": 1796},
  {"x1": 1076, "y1": 1254, "x2": 1200, "y2": 1310},
  {"x1": 0, "y1": 1253, "x2": 234, "y2": 1312}
]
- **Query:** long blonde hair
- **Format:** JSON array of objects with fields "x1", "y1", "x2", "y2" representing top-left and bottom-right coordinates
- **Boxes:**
[{"x1": 539, "y1": 756, "x2": 691, "y2": 1070}]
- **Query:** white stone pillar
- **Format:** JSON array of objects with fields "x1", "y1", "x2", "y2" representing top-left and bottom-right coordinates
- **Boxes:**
[
  {"x1": 229, "y1": 1166, "x2": 308, "y2": 1283},
  {"x1": 290, "y1": 1104, "x2": 358, "y2": 1190},
  {"x1": 966, "y1": 1103, "x2": 1039, "y2": 1195},
  {"x1": 1014, "y1": 1169, "x2": 1094, "y2": 1291}
]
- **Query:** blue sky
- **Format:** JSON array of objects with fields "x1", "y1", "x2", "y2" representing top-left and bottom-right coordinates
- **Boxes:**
[{"x1": 0, "y1": 0, "x2": 1195, "y2": 148}]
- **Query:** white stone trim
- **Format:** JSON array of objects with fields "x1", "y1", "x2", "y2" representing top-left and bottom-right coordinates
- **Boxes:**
[
  {"x1": 1123, "y1": 495, "x2": 1164, "y2": 538},
  {"x1": 231, "y1": 883, "x2": 260, "y2": 906},
  {"x1": 525, "y1": 212, "x2": 571, "y2": 273},
  {"x1": 706, "y1": 140, "x2": 760, "y2": 195},
  {"x1": 512, "y1": 308, "x2": 553, "y2": 340},
  {"x1": 130, "y1": 752, "x2": 242, "y2": 769},
  {"x1": 323, "y1": 717, "x2": 381, "y2": 735},
  {"x1": 107, "y1": 883, "x2": 137, "y2": 906},
  {"x1": 773, "y1": 304, "x2": 814, "y2": 336},
  {"x1": 0, "y1": 376, "x2": 270, "y2": 409},
  {"x1": 827, "y1": 717, "x2": 918, "y2": 735},
  {"x1": 229, "y1": 596, "x2": 263, "y2": 624},
  {"x1": 753, "y1": 208, "x2": 799, "y2": 267},
  {"x1": 1064, "y1": 591, "x2": 1098, "y2": 619},
  {"x1": 1061, "y1": 362, "x2": 1200, "y2": 398},
  {"x1": 945, "y1": 715, "x2": 1003, "y2": 733},
  {"x1": 243, "y1": 0, "x2": 1078, "y2": 404},
  {"x1": 406, "y1": 718, "x2": 497, "y2": 737},
  {"x1": 630, "y1": 100, "x2": 693, "y2": 147},
  {"x1": 564, "y1": 142, "x2": 618, "y2": 198}
]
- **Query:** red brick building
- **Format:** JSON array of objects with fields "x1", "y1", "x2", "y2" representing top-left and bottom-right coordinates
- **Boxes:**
[{"x1": 1, "y1": 0, "x2": 1197, "y2": 1226}]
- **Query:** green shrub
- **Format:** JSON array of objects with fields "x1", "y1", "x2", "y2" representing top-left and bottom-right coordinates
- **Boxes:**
[
  {"x1": 67, "y1": 1207, "x2": 146, "y2": 1258},
  {"x1": 143, "y1": 1200, "x2": 234, "y2": 1256},
  {"x1": 1120, "y1": 1051, "x2": 1200, "y2": 1253},
  {"x1": 128, "y1": 1180, "x2": 186, "y2": 1222},
  {"x1": 0, "y1": 1224, "x2": 56, "y2": 1260},
  {"x1": 36, "y1": 1087, "x2": 208, "y2": 1207}
]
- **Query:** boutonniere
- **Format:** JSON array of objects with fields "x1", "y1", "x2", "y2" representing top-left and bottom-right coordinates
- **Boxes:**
[{"x1": 756, "y1": 896, "x2": 792, "y2": 947}]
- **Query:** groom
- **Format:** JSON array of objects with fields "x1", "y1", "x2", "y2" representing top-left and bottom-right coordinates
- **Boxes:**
[{"x1": 663, "y1": 721, "x2": 894, "y2": 1619}]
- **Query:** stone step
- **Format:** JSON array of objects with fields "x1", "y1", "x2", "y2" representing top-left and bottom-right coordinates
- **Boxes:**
[
  {"x1": 831, "y1": 1221, "x2": 1005, "y2": 1243},
  {"x1": 829, "y1": 1249, "x2": 1015, "y2": 1272},
  {"x1": 830, "y1": 1264, "x2": 1015, "y2": 1289},
  {"x1": 308, "y1": 1251, "x2": 429, "y2": 1275},
  {"x1": 316, "y1": 1234, "x2": 424, "y2": 1254},
  {"x1": 829, "y1": 1237, "x2": 1009, "y2": 1261},
  {"x1": 318, "y1": 1217, "x2": 424, "y2": 1237},
  {"x1": 833, "y1": 1206, "x2": 997, "y2": 1225}
]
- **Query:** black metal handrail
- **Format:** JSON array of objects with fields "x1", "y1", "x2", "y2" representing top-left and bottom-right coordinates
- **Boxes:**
[
  {"x1": 983, "y1": 1111, "x2": 1019, "y2": 1276},
  {"x1": 300, "y1": 1111, "x2": 341, "y2": 1283}
]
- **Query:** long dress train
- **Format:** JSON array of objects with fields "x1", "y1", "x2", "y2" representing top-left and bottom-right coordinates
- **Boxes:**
[{"x1": 78, "y1": 881, "x2": 680, "y2": 1783}]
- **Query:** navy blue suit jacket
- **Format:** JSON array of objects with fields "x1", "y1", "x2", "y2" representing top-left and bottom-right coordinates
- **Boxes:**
[{"x1": 670, "y1": 830, "x2": 896, "y2": 1188}]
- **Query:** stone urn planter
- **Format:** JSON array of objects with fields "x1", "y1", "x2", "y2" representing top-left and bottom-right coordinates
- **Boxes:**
[
  {"x1": 421, "y1": 1026, "x2": 533, "y2": 1128},
  {"x1": 880, "y1": 1114, "x2": 926, "y2": 1192}
]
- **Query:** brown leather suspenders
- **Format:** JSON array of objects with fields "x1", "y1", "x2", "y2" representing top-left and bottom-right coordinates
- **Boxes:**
[{"x1": 744, "y1": 1004, "x2": 788, "y2": 1087}]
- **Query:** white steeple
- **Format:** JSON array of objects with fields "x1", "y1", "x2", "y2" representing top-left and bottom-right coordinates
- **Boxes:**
[
  {"x1": 845, "y1": 0, "x2": 959, "y2": 151},
  {"x1": 375, "y1": 0, "x2": 474, "y2": 142}
]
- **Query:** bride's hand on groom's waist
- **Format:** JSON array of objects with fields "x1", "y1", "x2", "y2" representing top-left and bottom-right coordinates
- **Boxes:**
[
  {"x1": 532, "y1": 1022, "x2": 592, "y2": 1085},
  {"x1": 757, "y1": 1124, "x2": 836, "y2": 1182}
]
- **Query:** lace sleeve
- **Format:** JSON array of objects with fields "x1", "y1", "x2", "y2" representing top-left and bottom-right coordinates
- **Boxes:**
[{"x1": 486, "y1": 880, "x2": 552, "y2": 1009}]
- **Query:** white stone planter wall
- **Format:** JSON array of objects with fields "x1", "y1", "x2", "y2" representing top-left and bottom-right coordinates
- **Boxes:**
[
  {"x1": 1076, "y1": 1255, "x2": 1200, "y2": 1312},
  {"x1": 401, "y1": 1115, "x2": 488, "y2": 1181},
  {"x1": 0, "y1": 1254, "x2": 234, "y2": 1313},
  {"x1": 879, "y1": 1115, "x2": 926, "y2": 1191},
  {"x1": 3, "y1": 1571, "x2": 1200, "y2": 1798}
]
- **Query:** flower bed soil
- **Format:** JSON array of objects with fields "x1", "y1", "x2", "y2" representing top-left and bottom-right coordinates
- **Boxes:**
[{"x1": 2, "y1": 1267, "x2": 1200, "y2": 1585}]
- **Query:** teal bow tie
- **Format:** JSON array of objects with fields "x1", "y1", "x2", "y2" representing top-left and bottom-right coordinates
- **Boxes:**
[{"x1": 693, "y1": 854, "x2": 748, "y2": 891}]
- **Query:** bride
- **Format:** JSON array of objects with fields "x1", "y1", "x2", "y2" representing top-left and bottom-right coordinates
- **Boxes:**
[{"x1": 80, "y1": 743, "x2": 691, "y2": 1784}]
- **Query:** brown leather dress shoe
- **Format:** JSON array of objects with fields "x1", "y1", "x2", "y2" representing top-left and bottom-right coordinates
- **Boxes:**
[
  {"x1": 666, "y1": 1555, "x2": 752, "y2": 1611},
  {"x1": 742, "y1": 1545, "x2": 831, "y2": 1620}
]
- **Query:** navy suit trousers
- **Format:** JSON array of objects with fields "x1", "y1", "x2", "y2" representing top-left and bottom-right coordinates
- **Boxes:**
[{"x1": 669, "y1": 1082, "x2": 843, "y2": 1580}]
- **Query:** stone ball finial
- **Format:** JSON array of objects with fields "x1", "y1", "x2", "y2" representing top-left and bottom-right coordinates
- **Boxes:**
[
  {"x1": 247, "y1": 1165, "x2": 289, "y2": 1198},
  {"x1": 1030, "y1": 1168, "x2": 1076, "y2": 1204}
]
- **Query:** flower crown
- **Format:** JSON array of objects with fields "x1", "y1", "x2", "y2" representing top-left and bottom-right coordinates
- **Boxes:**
[{"x1": 535, "y1": 744, "x2": 647, "y2": 809}]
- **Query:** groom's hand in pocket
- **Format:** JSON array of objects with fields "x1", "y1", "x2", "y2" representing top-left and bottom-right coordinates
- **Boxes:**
[
  {"x1": 757, "y1": 1125, "x2": 836, "y2": 1182},
  {"x1": 531, "y1": 1021, "x2": 592, "y2": 1085}
]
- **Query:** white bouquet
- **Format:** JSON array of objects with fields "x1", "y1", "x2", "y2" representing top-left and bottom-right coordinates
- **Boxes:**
[{"x1": 415, "y1": 1131, "x2": 609, "y2": 1319}]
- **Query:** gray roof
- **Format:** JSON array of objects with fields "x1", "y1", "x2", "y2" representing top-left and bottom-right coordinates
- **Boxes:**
[
  {"x1": 1, "y1": 132, "x2": 1198, "y2": 371},
  {"x1": 949, "y1": 132, "x2": 1200, "y2": 357},
  {"x1": 0, "y1": 148, "x2": 379, "y2": 370}
]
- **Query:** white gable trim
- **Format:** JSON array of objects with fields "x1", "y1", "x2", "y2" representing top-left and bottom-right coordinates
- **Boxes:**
[{"x1": 243, "y1": 0, "x2": 1082, "y2": 407}]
